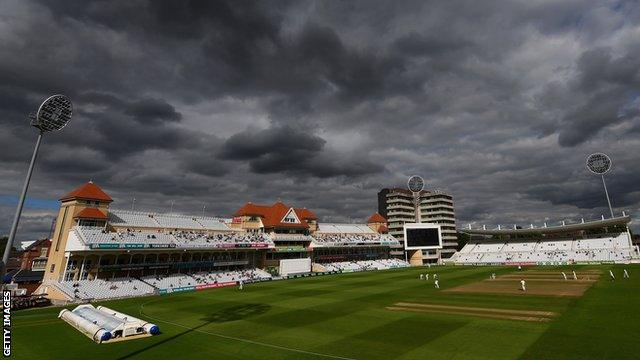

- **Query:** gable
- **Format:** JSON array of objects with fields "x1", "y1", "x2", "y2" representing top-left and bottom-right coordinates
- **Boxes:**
[
  {"x1": 233, "y1": 202, "x2": 313, "y2": 229},
  {"x1": 281, "y1": 208, "x2": 301, "y2": 224}
]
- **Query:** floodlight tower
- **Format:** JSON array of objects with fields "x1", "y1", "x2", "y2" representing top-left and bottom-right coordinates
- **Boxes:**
[
  {"x1": 407, "y1": 175, "x2": 425, "y2": 222},
  {"x1": 406, "y1": 175, "x2": 425, "y2": 261},
  {"x1": 1, "y1": 95, "x2": 73, "y2": 282},
  {"x1": 586, "y1": 153, "x2": 614, "y2": 218}
]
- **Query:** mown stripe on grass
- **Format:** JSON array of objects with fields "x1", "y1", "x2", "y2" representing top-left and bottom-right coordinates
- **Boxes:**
[
  {"x1": 393, "y1": 302, "x2": 558, "y2": 317},
  {"x1": 386, "y1": 306, "x2": 553, "y2": 322},
  {"x1": 138, "y1": 301, "x2": 356, "y2": 360}
]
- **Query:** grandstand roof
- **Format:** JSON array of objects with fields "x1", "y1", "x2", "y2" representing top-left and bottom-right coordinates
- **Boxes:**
[
  {"x1": 11, "y1": 269, "x2": 44, "y2": 283},
  {"x1": 108, "y1": 209, "x2": 232, "y2": 231},
  {"x1": 367, "y1": 213, "x2": 386, "y2": 223},
  {"x1": 317, "y1": 223, "x2": 376, "y2": 234},
  {"x1": 234, "y1": 202, "x2": 316, "y2": 229},
  {"x1": 74, "y1": 208, "x2": 108, "y2": 219},
  {"x1": 463, "y1": 216, "x2": 631, "y2": 236},
  {"x1": 60, "y1": 181, "x2": 113, "y2": 203}
]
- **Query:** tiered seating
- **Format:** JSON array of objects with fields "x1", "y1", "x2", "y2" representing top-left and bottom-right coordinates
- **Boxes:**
[
  {"x1": 141, "y1": 269, "x2": 272, "y2": 290},
  {"x1": 613, "y1": 234, "x2": 631, "y2": 248},
  {"x1": 501, "y1": 241, "x2": 537, "y2": 252},
  {"x1": 574, "y1": 237, "x2": 614, "y2": 250},
  {"x1": 479, "y1": 252, "x2": 508, "y2": 263},
  {"x1": 313, "y1": 233, "x2": 399, "y2": 246},
  {"x1": 171, "y1": 232, "x2": 273, "y2": 248},
  {"x1": 537, "y1": 240, "x2": 572, "y2": 251},
  {"x1": 108, "y1": 210, "x2": 231, "y2": 232},
  {"x1": 452, "y1": 234, "x2": 637, "y2": 265},
  {"x1": 194, "y1": 217, "x2": 231, "y2": 231},
  {"x1": 109, "y1": 210, "x2": 159, "y2": 228},
  {"x1": 191, "y1": 269, "x2": 271, "y2": 284},
  {"x1": 319, "y1": 259, "x2": 409, "y2": 272},
  {"x1": 75, "y1": 227, "x2": 174, "y2": 245},
  {"x1": 74, "y1": 226, "x2": 274, "y2": 249},
  {"x1": 58, "y1": 278, "x2": 155, "y2": 300},
  {"x1": 323, "y1": 261, "x2": 365, "y2": 272},
  {"x1": 454, "y1": 253, "x2": 485, "y2": 263},
  {"x1": 153, "y1": 214, "x2": 203, "y2": 229},
  {"x1": 317, "y1": 224, "x2": 376, "y2": 233},
  {"x1": 365, "y1": 259, "x2": 410, "y2": 269},
  {"x1": 458, "y1": 243, "x2": 476, "y2": 253},
  {"x1": 56, "y1": 268, "x2": 273, "y2": 301},
  {"x1": 470, "y1": 242, "x2": 505, "y2": 253},
  {"x1": 271, "y1": 234, "x2": 314, "y2": 241},
  {"x1": 142, "y1": 274, "x2": 195, "y2": 289}
]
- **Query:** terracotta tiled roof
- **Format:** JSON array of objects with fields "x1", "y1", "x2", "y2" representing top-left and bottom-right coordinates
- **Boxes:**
[
  {"x1": 367, "y1": 212, "x2": 387, "y2": 224},
  {"x1": 60, "y1": 181, "x2": 113, "y2": 202},
  {"x1": 378, "y1": 225, "x2": 389, "y2": 234},
  {"x1": 73, "y1": 208, "x2": 108, "y2": 219},
  {"x1": 233, "y1": 203, "x2": 270, "y2": 217},
  {"x1": 234, "y1": 202, "x2": 315, "y2": 229}
]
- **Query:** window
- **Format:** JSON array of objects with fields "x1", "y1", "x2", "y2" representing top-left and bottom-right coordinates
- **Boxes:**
[
  {"x1": 282, "y1": 209, "x2": 299, "y2": 223},
  {"x1": 50, "y1": 263, "x2": 55, "y2": 273},
  {"x1": 32, "y1": 259, "x2": 47, "y2": 271},
  {"x1": 79, "y1": 219, "x2": 101, "y2": 227},
  {"x1": 40, "y1": 247, "x2": 48, "y2": 257}
]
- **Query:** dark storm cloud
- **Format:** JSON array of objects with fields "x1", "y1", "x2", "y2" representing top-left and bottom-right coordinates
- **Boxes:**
[
  {"x1": 1, "y1": 0, "x2": 639, "y2": 242},
  {"x1": 393, "y1": 33, "x2": 472, "y2": 57},
  {"x1": 125, "y1": 98, "x2": 182, "y2": 123},
  {"x1": 557, "y1": 46, "x2": 640, "y2": 147},
  {"x1": 27, "y1": 92, "x2": 202, "y2": 166},
  {"x1": 219, "y1": 125, "x2": 384, "y2": 177},
  {"x1": 219, "y1": 125, "x2": 325, "y2": 161}
]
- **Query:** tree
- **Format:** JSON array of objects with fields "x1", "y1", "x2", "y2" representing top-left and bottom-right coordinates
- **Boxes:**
[{"x1": 456, "y1": 232, "x2": 470, "y2": 251}]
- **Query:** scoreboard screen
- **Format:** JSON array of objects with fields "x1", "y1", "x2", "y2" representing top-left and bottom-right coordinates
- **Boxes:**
[{"x1": 404, "y1": 224, "x2": 442, "y2": 250}]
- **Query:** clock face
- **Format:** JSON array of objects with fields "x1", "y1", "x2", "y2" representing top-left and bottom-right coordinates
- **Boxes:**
[
  {"x1": 407, "y1": 175, "x2": 424, "y2": 193},
  {"x1": 586, "y1": 153, "x2": 611, "y2": 175}
]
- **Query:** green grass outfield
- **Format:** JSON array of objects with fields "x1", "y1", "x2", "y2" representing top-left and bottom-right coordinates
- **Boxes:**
[{"x1": 11, "y1": 265, "x2": 640, "y2": 359}]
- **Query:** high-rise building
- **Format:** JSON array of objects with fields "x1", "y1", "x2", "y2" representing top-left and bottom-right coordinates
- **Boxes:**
[{"x1": 377, "y1": 188, "x2": 457, "y2": 263}]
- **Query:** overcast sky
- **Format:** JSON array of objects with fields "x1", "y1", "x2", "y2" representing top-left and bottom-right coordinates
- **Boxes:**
[{"x1": 1, "y1": 0, "x2": 639, "y2": 242}]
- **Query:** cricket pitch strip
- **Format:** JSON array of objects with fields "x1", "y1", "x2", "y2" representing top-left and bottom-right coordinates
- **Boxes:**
[{"x1": 443, "y1": 269, "x2": 601, "y2": 297}]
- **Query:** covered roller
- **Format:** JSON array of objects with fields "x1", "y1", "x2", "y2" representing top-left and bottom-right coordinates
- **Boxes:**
[
  {"x1": 96, "y1": 306, "x2": 160, "y2": 335},
  {"x1": 59, "y1": 308, "x2": 112, "y2": 343}
]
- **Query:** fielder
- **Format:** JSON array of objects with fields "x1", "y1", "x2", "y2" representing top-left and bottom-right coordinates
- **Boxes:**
[
  {"x1": 434, "y1": 279, "x2": 440, "y2": 289},
  {"x1": 420, "y1": 274, "x2": 424, "y2": 280},
  {"x1": 425, "y1": 274, "x2": 429, "y2": 281},
  {"x1": 520, "y1": 279, "x2": 526, "y2": 292},
  {"x1": 572, "y1": 270, "x2": 577, "y2": 280},
  {"x1": 624, "y1": 269, "x2": 629, "y2": 279},
  {"x1": 609, "y1": 270, "x2": 615, "y2": 281},
  {"x1": 434, "y1": 274, "x2": 438, "y2": 280},
  {"x1": 238, "y1": 279, "x2": 244, "y2": 290},
  {"x1": 562, "y1": 272, "x2": 567, "y2": 280}
]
